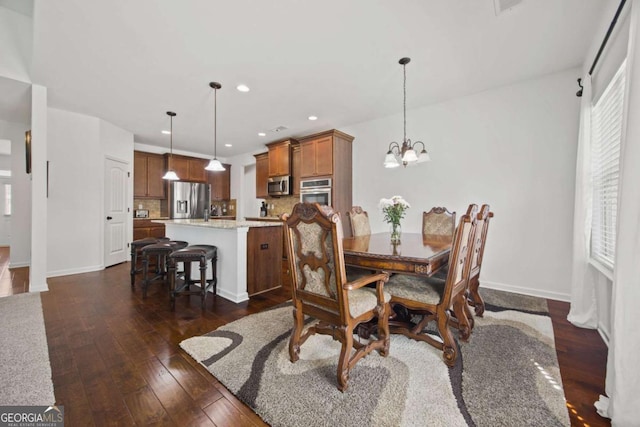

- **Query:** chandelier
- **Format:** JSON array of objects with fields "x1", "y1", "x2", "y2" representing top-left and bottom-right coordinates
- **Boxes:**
[{"x1": 383, "y1": 57, "x2": 431, "y2": 168}]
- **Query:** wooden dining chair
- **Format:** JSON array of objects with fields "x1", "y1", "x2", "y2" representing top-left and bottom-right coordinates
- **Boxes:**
[
  {"x1": 422, "y1": 207, "x2": 456, "y2": 240},
  {"x1": 347, "y1": 206, "x2": 371, "y2": 237},
  {"x1": 384, "y1": 205, "x2": 478, "y2": 367},
  {"x1": 282, "y1": 203, "x2": 391, "y2": 392},
  {"x1": 467, "y1": 204, "x2": 494, "y2": 317}
]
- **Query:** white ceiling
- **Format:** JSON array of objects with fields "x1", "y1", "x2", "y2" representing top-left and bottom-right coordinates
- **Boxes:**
[
  {"x1": 30, "y1": 0, "x2": 608, "y2": 157},
  {"x1": 0, "y1": 76, "x2": 31, "y2": 124}
]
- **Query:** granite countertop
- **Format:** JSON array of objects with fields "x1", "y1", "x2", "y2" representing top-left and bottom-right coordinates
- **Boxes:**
[{"x1": 154, "y1": 219, "x2": 282, "y2": 229}]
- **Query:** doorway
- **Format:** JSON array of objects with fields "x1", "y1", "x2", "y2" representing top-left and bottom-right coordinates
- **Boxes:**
[{"x1": 104, "y1": 157, "x2": 128, "y2": 267}]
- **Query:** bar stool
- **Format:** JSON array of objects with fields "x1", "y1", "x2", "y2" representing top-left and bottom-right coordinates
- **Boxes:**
[
  {"x1": 140, "y1": 240, "x2": 188, "y2": 298},
  {"x1": 130, "y1": 237, "x2": 170, "y2": 289},
  {"x1": 168, "y1": 245, "x2": 218, "y2": 310}
]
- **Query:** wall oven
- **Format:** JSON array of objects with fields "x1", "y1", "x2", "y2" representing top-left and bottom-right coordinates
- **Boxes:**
[
  {"x1": 300, "y1": 178, "x2": 332, "y2": 206},
  {"x1": 267, "y1": 175, "x2": 291, "y2": 197}
]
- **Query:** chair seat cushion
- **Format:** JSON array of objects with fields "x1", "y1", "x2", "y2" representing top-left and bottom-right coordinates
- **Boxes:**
[
  {"x1": 348, "y1": 287, "x2": 390, "y2": 318},
  {"x1": 170, "y1": 246, "x2": 216, "y2": 261},
  {"x1": 141, "y1": 242, "x2": 175, "y2": 255},
  {"x1": 384, "y1": 274, "x2": 444, "y2": 305}
]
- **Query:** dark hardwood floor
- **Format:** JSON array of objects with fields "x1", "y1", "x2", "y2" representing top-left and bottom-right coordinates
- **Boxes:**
[{"x1": 1, "y1": 247, "x2": 609, "y2": 426}]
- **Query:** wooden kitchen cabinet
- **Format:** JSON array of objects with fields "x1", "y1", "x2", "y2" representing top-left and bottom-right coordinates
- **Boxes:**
[
  {"x1": 255, "y1": 152, "x2": 269, "y2": 198},
  {"x1": 298, "y1": 129, "x2": 355, "y2": 235},
  {"x1": 164, "y1": 154, "x2": 208, "y2": 182},
  {"x1": 267, "y1": 139, "x2": 297, "y2": 177},
  {"x1": 247, "y1": 226, "x2": 282, "y2": 295},
  {"x1": 134, "y1": 151, "x2": 166, "y2": 198},
  {"x1": 208, "y1": 163, "x2": 231, "y2": 201},
  {"x1": 300, "y1": 135, "x2": 333, "y2": 177},
  {"x1": 291, "y1": 143, "x2": 301, "y2": 196},
  {"x1": 133, "y1": 219, "x2": 166, "y2": 240}
]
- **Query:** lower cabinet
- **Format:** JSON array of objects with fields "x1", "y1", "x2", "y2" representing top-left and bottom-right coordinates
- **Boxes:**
[
  {"x1": 133, "y1": 220, "x2": 166, "y2": 241},
  {"x1": 247, "y1": 226, "x2": 282, "y2": 296}
]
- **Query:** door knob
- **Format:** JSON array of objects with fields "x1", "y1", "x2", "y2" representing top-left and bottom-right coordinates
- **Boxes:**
[{"x1": 106, "y1": 216, "x2": 113, "y2": 220}]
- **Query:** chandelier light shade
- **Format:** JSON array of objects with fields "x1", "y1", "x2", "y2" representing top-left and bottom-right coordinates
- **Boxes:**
[
  {"x1": 205, "y1": 82, "x2": 226, "y2": 172},
  {"x1": 162, "y1": 111, "x2": 180, "y2": 180},
  {"x1": 383, "y1": 57, "x2": 431, "y2": 168}
]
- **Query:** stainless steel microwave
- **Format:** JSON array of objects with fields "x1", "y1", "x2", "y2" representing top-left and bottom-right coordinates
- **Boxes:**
[{"x1": 267, "y1": 175, "x2": 291, "y2": 197}]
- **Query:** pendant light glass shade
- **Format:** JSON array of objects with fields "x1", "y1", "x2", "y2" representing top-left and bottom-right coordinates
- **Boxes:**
[
  {"x1": 162, "y1": 170, "x2": 179, "y2": 180},
  {"x1": 206, "y1": 82, "x2": 226, "y2": 172},
  {"x1": 205, "y1": 159, "x2": 225, "y2": 171},
  {"x1": 163, "y1": 111, "x2": 180, "y2": 180}
]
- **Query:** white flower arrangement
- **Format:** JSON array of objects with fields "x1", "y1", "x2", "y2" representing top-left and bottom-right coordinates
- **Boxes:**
[{"x1": 379, "y1": 195, "x2": 411, "y2": 226}]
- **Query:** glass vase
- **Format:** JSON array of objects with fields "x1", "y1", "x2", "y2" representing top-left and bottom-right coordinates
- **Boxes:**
[{"x1": 390, "y1": 222, "x2": 402, "y2": 244}]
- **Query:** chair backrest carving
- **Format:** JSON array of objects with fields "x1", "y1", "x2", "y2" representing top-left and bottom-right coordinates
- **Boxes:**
[
  {"x1": 422, "y1": 207, "x2": 456, "y2": 239},
  {"x1": 347, "y1": 206, "x2": 371, "y2": 237},
  {"x1": 283, "y1": 203, "x2": 347, "y2": 319},
  {"x1": 441, "y1": 205, "x2": 478, "y2": 308},
  {"x1": 469, "y1": 204, "x2": 494, "y2": 280}
]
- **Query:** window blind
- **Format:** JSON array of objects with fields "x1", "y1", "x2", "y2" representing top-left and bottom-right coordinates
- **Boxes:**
[{"x1": 590, "y1": 60, "x2": 626, "y2": 271}]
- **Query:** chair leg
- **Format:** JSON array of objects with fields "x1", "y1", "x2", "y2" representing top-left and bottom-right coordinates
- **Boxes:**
[
  {"x1": 468, "y1": 276, "x2": 485, "y2": 317},
  {"x1": 168, "y1": 260, "x2": 177, "y2": 311},
  {"x1": 142, "y1": 256, "x2": 149, "y2": 298},
  {"x1": 377, "y1": 303, "x2": 390, "y2": 357},
  {"x1": 289, "y1": 306, "x2": 304, "y2": 363},
  {"x1": 337, "y1": 327, "x2": 353, "y2": 392},
  {"x1": 438, "y1": 309, "x2": 458, "y2": 367},
  {"x1": 130, "y1": 248, "x2": 137, "y2": 289},
  {"x1": 453, "y1": 293, "x2": 471, "y2": 341},
  {"x1": 199, "y1": 258, "x2": 207, "y2": 309}
]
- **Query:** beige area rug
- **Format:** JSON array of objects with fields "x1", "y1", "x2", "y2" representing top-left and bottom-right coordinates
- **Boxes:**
[
  {"x1": 0, "y1": 292, "x2": 56, "y2": 406},
  {"x1": 181, "y1": 289, "x2": 569, "y2": 426}
]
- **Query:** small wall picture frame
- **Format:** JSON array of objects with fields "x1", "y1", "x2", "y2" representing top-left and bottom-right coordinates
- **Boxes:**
[{"x1": 25, "y1": 130, "x2": 32, "y2": 174}]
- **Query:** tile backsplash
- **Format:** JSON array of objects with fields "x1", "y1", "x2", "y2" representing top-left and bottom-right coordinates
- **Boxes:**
[
  {"x1": 210, "y1": 199, "x2": 236, "y2": 217},
  {"x1": 265, "y1": 195, "x2": 298, "y2": 217},
  {"x1": 134, "y1": 199, "x2": 162, "y2": 218}
]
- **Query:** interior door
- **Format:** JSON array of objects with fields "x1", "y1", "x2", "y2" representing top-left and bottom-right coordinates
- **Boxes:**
[{"x1": 104, "y1": 158, "x2": 128, "y2": 267}]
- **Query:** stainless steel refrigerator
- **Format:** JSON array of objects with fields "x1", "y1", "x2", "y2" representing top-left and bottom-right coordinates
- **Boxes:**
[{"x1": 170, "y1": 182, "x2": 211, "y2": 219}]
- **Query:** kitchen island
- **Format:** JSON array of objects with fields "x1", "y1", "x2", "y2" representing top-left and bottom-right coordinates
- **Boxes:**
[{"x1": 154, "y1": 219, "x2": 283, "y2": 303}]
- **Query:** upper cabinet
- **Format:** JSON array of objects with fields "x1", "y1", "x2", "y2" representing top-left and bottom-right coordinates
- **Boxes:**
[
  {"x1": 291, "y1": 144, "x2": 301, "y2": 196},
  {"x1": 134, "y1": 151, "x2": 166, "y2": 199},
  {"x1": 267, "y1": 139, "x2": 297, "y2": 177},
  {"x1": 164, "y1": 154, "x2": 208, "y2": 182},
  {"x1": 300, "y1": 135, "x2": 333, "y2": 178},
  {"x1": 255, "y1": 152, "x2": 269, "y2": 198},
  {"x1": 208, "y1": 163, "x2": 231, "y2": 201}
]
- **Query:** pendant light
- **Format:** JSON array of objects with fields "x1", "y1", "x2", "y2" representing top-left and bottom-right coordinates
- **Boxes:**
[
  {"x1": 205, "y1": 82, "x2": 226, "y2": 172},
  {"x1": 162, "y1": 111, "x2": 180, "y2": 180},
  {"x1": 383, "y1": 57, "x2": 431, "y2": 168}
]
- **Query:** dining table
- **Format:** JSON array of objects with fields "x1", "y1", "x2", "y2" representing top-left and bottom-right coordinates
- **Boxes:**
[{"x1": 342, "y1": 232, "x2": 452, "y2": 277}]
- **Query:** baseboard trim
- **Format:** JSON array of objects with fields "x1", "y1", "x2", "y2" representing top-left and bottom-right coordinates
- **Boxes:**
[
  {"x1": 482, "y1": 280, "x2": 571, "y2": 302},
  {"x1": 47, "y1": 264, "x2": 104, "y2": 278},
  {"x1": 9, "y1": 261, "x2": 30, "y2": 268}
]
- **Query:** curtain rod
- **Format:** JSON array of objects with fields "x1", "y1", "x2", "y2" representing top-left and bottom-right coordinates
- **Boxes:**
[{"x1": 577, "y1": 0, "x2": 627, "y2": 96}]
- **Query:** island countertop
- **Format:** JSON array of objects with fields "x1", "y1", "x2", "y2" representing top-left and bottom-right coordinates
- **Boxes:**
[{"x1": 153, "y1": 219, "x2": 282, "y2": 229}]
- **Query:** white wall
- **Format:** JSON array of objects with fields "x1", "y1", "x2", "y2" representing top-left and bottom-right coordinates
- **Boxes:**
[
  {"x1": 47, "y1": 108, "x2": 102, "y2": 276},
  {"x1": 0, "y1": 6, "x2": 32, "y2": 83},
  {"x1": 227, "y1": 151, "x2": 265, "y2": 220},
  {"x1": 0, "y1": 118, "x2": 30, "y2": 267},
  {"x1": 342, "y1": 68, "x2": 581, "y2": 301}
]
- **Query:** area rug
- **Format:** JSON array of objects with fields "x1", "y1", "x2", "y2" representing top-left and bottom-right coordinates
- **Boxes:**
[
  {"x1": 180, "y1": 289, "x2": 569, "y2": 426},
  {"x1": 0, "y1": 292, "x2": 56, "y2": 405}
]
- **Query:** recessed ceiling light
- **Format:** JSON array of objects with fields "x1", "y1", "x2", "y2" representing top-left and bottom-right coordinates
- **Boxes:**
[
  {"x1": 224, "y1": 143, "x2": 232, "y2": 147},
  {"x1": 237, "y1": 84, "x2": 250, "y2": 92},
  {"x1": 258, "y1": 132, "x2": 266, "y2": 137},
  {"x1": 308, "y1": 116, "x2": 318, "y2": 121},
  {"x1": 162, "y1": 130, "x2": 171, "y2": 135}
]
